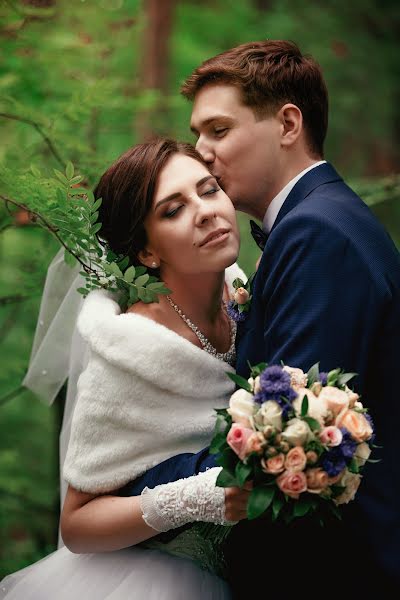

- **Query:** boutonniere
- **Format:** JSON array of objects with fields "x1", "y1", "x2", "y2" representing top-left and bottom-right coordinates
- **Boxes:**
[{"x1": 226, "y1": 273, "x2": 255, "y2": 322}]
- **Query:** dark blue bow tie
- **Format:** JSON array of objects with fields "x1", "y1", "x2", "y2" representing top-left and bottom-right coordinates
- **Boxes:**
[{"x1": 249, "y1": 219, "x2": 268, "y2": 250}]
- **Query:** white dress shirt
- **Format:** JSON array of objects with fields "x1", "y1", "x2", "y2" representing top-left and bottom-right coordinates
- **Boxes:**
[{"x1": 262, "y1": 161, "x2": 326, "y2": 233}]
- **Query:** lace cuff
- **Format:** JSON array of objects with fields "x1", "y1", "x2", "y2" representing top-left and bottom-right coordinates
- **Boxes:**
[{"x1": 140, "y1": 467, "x2": 229, "y2": 532}]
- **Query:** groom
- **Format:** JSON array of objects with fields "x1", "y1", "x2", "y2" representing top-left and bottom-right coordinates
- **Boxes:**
[{"x1": 123, "y1": 41, "x2": 400, "y2": 596}]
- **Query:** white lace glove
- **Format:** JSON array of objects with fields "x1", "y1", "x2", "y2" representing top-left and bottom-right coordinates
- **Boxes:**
[{"x1": 140, "y1": 466, "x2": 231, "y2": 532}]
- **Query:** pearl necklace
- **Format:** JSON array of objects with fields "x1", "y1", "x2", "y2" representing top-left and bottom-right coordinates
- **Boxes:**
[{"x1": 166, "y1": 295, "x2": 236, "y2": 366}]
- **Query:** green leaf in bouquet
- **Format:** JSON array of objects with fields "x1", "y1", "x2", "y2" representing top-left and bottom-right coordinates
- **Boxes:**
[
  {"x1": 347, "y1": 458, "x2": 360, "y2": 474},
  {"x1": 301, "y1": 394, "x2": 309, "y2": 417},
  {"x1": 307, "y1": 362, "x2": 320, "y2": 386},
  {"x1": 109, "y1": 262, "x2": 123, "y2": 278},
  {"x1": 247, "y1": 486, "x2": 275, "y2": 520},
  {"x1": 77, "y1": 287, "x2": 88, "y2": 296},
  {"x1": 216, "y1": 447, "x2": 238, "y2": 474},
  {"x1": 216, "y1": 469, "x2": 239, "y2": 488},
  {"x1": 235, "y1": 461, "x2": 252, "y2": 487},
  {"x1": 209, "y1": 432, "x2": 227, "y2": 455},
  {"x1": 226, "y1": 372, "x2": 252, "y2": 392},
  {"x1": 337, "y1": 372, "x2": 358, "y2": 387},
  {"x1": 89, "y1": 211, "x2": 99, "y2": 224},
  {"x1": 232, "y1": 277, "x2": 245, "y2": 289},
  {"x1": 248, "y1": 361, "x2": 268, "y2": 377},
  {"x1": 293, "y1": 496, "x2": 313, "y2": 518},
  {"x1": 327, "y1": 368, "x2": 341, "y2": 386},
  {"x1": 302, "y1": 416, "x2": 321, "y2": 432},
  {"x1": 272, "y1": 494, "x2": 284, "y2": 521}
]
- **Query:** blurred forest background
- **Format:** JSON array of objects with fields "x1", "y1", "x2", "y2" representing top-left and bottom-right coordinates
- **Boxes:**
[{"x1": 1, "y1": 0, "x2": 399, "y2": 578}]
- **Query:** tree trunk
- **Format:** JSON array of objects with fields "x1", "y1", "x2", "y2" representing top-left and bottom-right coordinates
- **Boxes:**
[{"x1": 135, "y1": 0, "x2": 176, "y2": 140}]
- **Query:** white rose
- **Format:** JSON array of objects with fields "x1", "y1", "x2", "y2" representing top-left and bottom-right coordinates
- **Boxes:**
[
  {"x1": 292, "y1": 388, "x2": 329, "y2": 425},
  {"x1": 227, "y1": 388, "x2": 257, "y2": 427},
  {"x1": 254, "y1": 401, "x2": 283, "y2": 431},
  {"x1": 283, "y1": 366, "x2": 308, "y2": 390},
  {"x1": 334, "y1": 471, "x2": 361, "y2": 505},
  {"x1": 281, "y1": 418, "x2": 313, "y2": 446},
  {"x1": 254, "y1": 376, "x2": 261, "y2": 394},
  {"x1": 354, "y1": 442, "x2": 371, "y2": 467}
]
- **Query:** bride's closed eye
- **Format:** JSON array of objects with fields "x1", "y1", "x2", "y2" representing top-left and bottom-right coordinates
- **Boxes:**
[{"x1": 164, "y1": 205, "x2": 183, "y2": 218}]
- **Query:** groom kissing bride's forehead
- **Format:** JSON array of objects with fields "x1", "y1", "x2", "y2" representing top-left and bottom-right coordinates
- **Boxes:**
[{"x1": 129, "y1": 39, "x2": 400, "y2": 596}]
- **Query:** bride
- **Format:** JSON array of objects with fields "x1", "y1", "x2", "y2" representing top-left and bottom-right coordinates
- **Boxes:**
[{"x1": 1, "y1": 139, "x2": 250, "y2": 599}]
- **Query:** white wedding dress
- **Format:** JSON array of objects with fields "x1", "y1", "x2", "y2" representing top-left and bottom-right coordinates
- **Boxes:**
[{"x1": 1, "y1": 258, "x2": 246, "y2": 600}]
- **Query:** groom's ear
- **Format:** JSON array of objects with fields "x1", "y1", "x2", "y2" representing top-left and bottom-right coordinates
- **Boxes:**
[
  {"x1": 278, "y1": 103, "x2": 303, "y2": 148},
  {"x1": 137, "y1": 247, "x2": 160, "y2": 270}
]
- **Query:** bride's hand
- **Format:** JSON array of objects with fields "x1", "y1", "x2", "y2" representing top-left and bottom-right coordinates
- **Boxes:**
[{"x1": 224, "y1": 481, "x2": 253, "y2": 521}]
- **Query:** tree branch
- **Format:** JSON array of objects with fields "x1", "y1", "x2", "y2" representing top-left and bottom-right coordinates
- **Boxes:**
[
  {"x1": 0, "y1": 385, "x2": 25, "y2": 407},
  {"x1": 0, "y1": 112, "x2": 65, "y2": 168},
  {"x1": 0, "y1": 194, "x2": 98, "y2": 275}
]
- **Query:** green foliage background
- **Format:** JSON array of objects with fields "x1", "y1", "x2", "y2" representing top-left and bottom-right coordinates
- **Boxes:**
[{"x1": 0, "y1": 0, "x2": 399, "y2": 577}]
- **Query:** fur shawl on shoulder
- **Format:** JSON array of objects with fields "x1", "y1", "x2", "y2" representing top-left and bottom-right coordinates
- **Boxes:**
[{"x1": 63, "y1": 263, "x2": 245, "y2": 494}]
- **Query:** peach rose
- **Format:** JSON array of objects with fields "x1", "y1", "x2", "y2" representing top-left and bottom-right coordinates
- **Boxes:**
[
  {"x1": 262, "y1": 453, "x2": 286, "y2": 475},
  {"x1": 336, "y1": 410, "x2": 373, "y2": 443},
  {"x1": 319, "y1": 426, "x2": 343, "y2": 447},
  {"x1": 244, "y1": 431, "x2": 265, "y2": 457},
  {"x1": 318, "y1": 386, "x2": 349, "y2": 417},
  {"x1": 276, "y1": 470, "x2": 307, "y2": 499},
  {"x1": 227, "y1": 423, "x2": 254, "y2": 461},
  {"x1": 284, "y1": 446, "x2": 307, "y2": 472},
  {"x1": 306, "y1": 468, "x2": 329, "y2": 493},
  {"x1": 234, "y1": 287, "x2": 249, "y2": 305},
  {"x1": 306, "y1": 450, "x2": 319, "y2": 465}
]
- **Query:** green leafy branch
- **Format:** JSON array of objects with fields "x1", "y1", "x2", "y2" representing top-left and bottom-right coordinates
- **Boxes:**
[{"x1": 0, "y1": 161, "x2": 171, "y2": 309}]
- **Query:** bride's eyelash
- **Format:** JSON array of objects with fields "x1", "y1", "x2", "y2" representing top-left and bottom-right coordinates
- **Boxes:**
[
  {"x1": 203, "y1": 186, "x2": 220, "y2": 196},
  {"x1": 164, "y1": 206, "x2": 182, "y2": 218}
]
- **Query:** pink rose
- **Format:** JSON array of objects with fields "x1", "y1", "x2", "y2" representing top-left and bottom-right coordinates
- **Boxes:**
[
  {"x1": 319, "y1": 426, "x2": 343, "y2": 447},
  {"x1": 261, "y1": 453, "x2": 286, "y2": 475},
  {"x1": 336, "y1": 410, "x2": 373, "y2": 443},
  {"x1": 306, "y1": 468, "x2": 329, "y2": 493},
  {"x1": 234, "y1": 287, "x2": 249, "y2": 305},
  {"x1": 284, "y1": 446, "x2": 307, "y2": 472},
  {"x1": 227, "y1": 423, "x2": 254, "y2": 461},
  {"x1": 306, "y1": 450, "x2": 319, "y2": 465},
  {"x1": 276, "y1": 470, "x2": 307, "y2": 499}
]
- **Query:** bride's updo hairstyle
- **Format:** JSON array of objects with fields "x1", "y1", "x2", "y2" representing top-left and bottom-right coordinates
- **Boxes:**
[{"x1": 94, "y1": 138, "x2": 207, "y2": 267}]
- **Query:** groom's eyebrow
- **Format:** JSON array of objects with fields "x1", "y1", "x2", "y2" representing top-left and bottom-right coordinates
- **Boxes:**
[{"x1": 154, "y1": 176, "x2": 215, "y2": 210}]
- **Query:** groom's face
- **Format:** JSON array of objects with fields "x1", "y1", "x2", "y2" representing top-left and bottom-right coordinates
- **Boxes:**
[{"x1": 190, "y1": 83, "x2": 283, "y2": 219}]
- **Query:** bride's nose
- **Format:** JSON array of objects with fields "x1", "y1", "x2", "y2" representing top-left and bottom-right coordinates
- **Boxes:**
[{"x1": 194, "y1": 201, "x2": 217, "y2": 227}]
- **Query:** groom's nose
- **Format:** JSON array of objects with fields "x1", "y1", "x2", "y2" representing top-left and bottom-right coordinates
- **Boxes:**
[{"x1": 195, "y1": 136, "x2": 215, "y2": 164}]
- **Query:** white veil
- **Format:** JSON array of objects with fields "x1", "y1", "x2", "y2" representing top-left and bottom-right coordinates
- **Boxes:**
[{"x1": 22, "y1": 248, "x2": 90, "y2": 547}]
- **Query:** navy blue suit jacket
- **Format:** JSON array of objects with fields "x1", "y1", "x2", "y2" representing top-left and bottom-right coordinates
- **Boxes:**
[{"x1": 120, "y1": 163, "x2": 400, "y2": 595}]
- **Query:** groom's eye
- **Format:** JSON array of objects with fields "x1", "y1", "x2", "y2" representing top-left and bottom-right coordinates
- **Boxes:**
[{"x1": 214, "y1": 127, "x2": 227, "y2": 137}]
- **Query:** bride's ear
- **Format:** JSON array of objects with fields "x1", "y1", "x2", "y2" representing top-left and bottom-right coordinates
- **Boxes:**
[{"x1": 137, "y1": 247, "x2": 160, "y2": 270}]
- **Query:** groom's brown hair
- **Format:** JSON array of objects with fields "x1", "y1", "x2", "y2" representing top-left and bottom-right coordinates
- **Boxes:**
[{"x1": 181, "y1": 40, "x2": 328, "y2": 157}]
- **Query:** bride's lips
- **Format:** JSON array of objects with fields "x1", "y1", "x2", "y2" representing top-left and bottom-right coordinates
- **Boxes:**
[{"x1": 199, "y1": 228, "x2": 230, "y2": 248}]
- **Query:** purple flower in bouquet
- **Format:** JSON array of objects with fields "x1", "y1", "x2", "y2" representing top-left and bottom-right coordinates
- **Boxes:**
[
  {"x1": 254, "y1": 365, "x2": 297, "y2": 417},
  {"x1": 322, "y1": 429, "x2": 357, "y2": 476},
  {"x1": 226, "y1": 300, "x2": 247, "y2": 322},
  {"x1": 319, "y1": 372, "x2": 328, "y2": 385}
]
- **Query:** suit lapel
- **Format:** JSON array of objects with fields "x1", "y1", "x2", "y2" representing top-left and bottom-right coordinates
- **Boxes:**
[{"x1": 270, "y1": 162, "x2": 343, "y2": 234}]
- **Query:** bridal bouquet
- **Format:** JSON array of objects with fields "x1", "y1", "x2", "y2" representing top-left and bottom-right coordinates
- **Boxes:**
[{"x1": 210, "y1": 362, "x2": 376, "y2": 523}]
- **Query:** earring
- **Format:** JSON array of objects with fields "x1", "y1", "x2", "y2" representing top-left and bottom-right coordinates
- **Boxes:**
[{"x1": 151, "y1": 261, "x2": 158, "y2": 268}]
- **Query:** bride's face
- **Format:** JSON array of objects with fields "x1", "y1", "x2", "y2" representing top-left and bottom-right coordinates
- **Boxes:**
[{"x1": 142, "y1": 153, "x2": 240, "y2": 275}]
